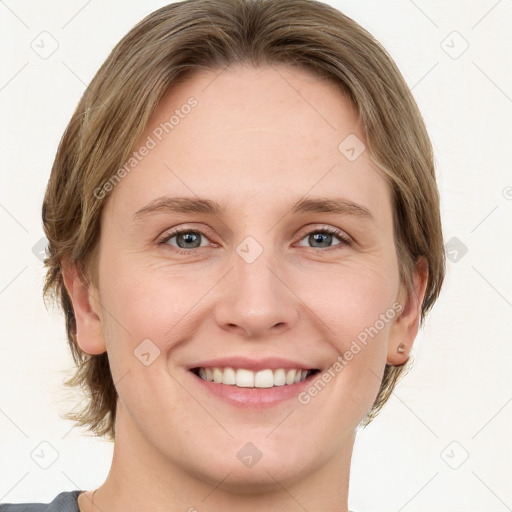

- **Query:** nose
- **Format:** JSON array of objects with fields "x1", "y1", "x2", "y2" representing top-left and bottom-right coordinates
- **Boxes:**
[{"x1": 212, "y1": 245, "x2": 300, "y2": 339}]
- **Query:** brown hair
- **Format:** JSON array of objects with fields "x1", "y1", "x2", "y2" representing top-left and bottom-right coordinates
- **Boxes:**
[{"x1": 42, "y1": 0, "x2": 445, "y2": 440}]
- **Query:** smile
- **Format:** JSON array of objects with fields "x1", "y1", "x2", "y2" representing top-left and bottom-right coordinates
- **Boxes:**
[{"x1": 193, "y1": 367, "x2": 319, "y2": 388}]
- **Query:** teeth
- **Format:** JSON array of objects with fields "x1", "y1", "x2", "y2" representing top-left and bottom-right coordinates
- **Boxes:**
[
  {"x1": 273, "y1": 369, "x2": 286, "y2": 386},
  {"x1": 285, "y1": 369, "x2": 297, "y2": 385},
  {"x1": 254, "y1": 369, "x2": 274, "y2": 388},
  {"x1": 213, "y1": 368, "x2": 223, "y2": 383},
  {"x1": 236, "y1": 368, "x2": 254, "y2": 388},
  {"x1": 223, "y1": 367, "x2": 236, "y2": 385},
  {"x1": 196, "y1": 367, "x2": 313, "y2": 388}
]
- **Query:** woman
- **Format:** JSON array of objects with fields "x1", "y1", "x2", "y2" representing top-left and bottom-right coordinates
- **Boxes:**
[{"x1": 0, "y1": 0, "x2": 444, "y2": 510}]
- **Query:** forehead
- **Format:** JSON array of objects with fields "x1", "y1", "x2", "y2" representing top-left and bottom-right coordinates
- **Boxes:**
[{"x1": 105, "y1": 64, "x2": 391, "y2": 222}]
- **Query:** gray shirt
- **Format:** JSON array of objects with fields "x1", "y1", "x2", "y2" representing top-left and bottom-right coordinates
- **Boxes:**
[
  {"x1": 0, "y1": 491, "x2": 81, "y2": 512},
  {"x1": 0, "y1": 491, "x2": 358, "y2": 511}
]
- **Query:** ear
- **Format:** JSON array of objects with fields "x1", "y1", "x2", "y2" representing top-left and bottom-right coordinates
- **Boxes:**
[
  {"x1": 387, "y1": 256, "x2": 429, "y2": 365},
  {"x1": 61, "y1": 259, "x2": 106, "y2": 355}
]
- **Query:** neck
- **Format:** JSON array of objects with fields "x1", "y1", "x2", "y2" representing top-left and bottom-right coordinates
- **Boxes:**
[{"x1": 88, "y1": 405, "x2": 354, "y2": 512}]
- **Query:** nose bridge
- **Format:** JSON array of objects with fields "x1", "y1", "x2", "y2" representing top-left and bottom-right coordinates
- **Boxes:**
[
  {"x1": 213, "y1": 233, "x2": 299, "y2": 337},
  {"x1": 235, "y1": 235, "x2": 279, "y2": 297}
]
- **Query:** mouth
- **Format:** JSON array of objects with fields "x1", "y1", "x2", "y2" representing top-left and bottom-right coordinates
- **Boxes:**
[
  {"x1": 191, "y1": 366, "x2": 320, "y2": 388},
  {"x1": 186, "y1": 357, "x2": 322, "y2": 408}
]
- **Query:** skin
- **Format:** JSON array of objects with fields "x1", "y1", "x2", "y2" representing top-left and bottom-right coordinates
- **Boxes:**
[{"x1": 66, "y1": 63, "x2": 428, "y2": 512}]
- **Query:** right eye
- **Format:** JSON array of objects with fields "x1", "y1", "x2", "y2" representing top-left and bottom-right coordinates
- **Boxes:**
[{"x1": 157, "y1": 228, "x2": 214, "y2": 254}]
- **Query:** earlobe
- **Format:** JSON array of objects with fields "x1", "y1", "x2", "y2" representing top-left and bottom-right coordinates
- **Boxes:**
[
  {"x1": 61, "y1": 260, "x2": 107, "y2": 355},
  {"x1": 387, "y1": 256, "x2": 429, "y2": 366}
]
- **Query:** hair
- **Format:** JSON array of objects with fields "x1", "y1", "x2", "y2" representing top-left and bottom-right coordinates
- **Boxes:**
[{"x1": 42, "y1": 0, "x2": 445, "y2": 440}]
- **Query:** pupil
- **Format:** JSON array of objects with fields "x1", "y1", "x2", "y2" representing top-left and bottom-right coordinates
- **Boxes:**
[
  {"x1": 179, "y1": 232, "x2": 199, "y2": 248},
  {"x1": 311, "y1": 232, "x2": 331, "y2": 248}
]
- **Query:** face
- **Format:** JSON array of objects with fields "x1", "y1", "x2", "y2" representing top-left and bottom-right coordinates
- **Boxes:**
[{"x1": 74, "y1": 64, "x2": 416, "y2": 490}]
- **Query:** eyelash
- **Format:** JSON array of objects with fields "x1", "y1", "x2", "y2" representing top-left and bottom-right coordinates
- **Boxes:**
[{"x1": 156, "y1": 226, "x2": 352, "y2": 255}]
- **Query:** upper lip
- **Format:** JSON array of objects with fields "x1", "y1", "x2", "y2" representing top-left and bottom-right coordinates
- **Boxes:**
[{"x1": 188, "y1": 356, "x2": 319, "y2": 372}]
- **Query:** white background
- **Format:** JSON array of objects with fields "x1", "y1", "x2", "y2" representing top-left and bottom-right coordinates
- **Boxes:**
[{"x1": 0, "y1": 1, "x2": 511, "y2": 511}]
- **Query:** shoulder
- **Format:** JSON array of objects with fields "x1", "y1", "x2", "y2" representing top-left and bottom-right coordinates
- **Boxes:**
[{"x1": 0, "y1": 491, "x2": 82, "y2": 512}]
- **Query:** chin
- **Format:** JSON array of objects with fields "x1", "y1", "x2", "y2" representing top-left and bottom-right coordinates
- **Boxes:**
[
  {"x1": 187, "y1": 438, "x2": 318, "y2": 493},
  {"x1": 203, "y1": 461, "x2": 312, "y2": 495}
]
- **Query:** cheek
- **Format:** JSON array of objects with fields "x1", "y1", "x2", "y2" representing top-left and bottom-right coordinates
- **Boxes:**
[
  {"x1": 97, "y1": 265, "x2": 200, "y2": 408},
  {"x1": 294, "y1": 263, "x2": 397, "y2": 415},
  {"x1": 299, "y1": 256, "x2": 399, "y2": 338},
  {"x1": 100, "y1": 253, "x2": 204, "y2": 334}
]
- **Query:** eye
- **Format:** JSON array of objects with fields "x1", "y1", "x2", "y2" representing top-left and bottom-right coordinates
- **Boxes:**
[
  {"x1": 157, "y1": 225, "x2": 352, "y2": 255},
  {"x1": 158, "y1": 228, "x2": 213, "y2": 254},
  {"x1": 296, "y1": 226, "x2": 352, "y2": 251}
]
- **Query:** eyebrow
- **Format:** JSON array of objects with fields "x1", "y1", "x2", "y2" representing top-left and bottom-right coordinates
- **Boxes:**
[{"x1": 131, "y1": 195, "x2": 374, "y2": 222}]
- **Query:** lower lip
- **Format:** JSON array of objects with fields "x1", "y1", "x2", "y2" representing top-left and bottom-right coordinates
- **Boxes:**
[{"x1": 189, "y1": 371, "x2": 319, "y2": 409}]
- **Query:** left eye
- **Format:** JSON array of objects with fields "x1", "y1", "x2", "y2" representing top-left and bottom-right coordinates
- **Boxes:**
[
  {"x1": 158, "y1": 227, "x2": 351, "y2": 253},
  {"x1": 296, "y1": 228, "x2": 351, "y2": 250}
]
